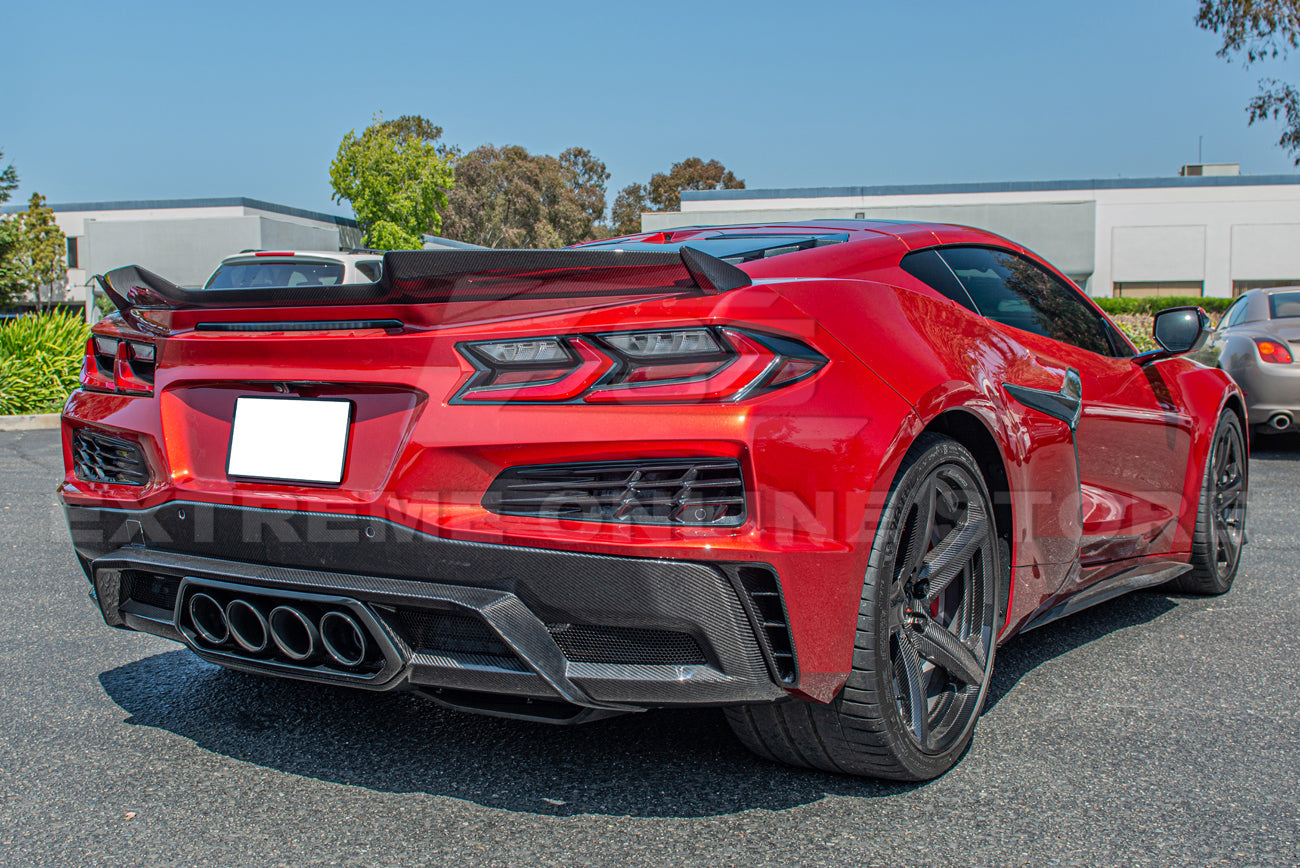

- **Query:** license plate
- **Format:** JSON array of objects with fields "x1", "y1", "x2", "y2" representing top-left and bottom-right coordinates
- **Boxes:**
[{"x1": 227, "y1": 397, "x2": 353, "y2": 484}]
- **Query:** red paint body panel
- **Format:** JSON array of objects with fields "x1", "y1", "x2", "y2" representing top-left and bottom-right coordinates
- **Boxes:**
[{"x1": 60, "y1": 221, "x2": 1242, "y2": 705}]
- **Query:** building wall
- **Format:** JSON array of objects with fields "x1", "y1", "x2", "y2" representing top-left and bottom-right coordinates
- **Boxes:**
[
  {"x1": 648, "y1": 176, "x2": 1300, "y2": 298},
  {"x1": 645, "y1": 200, "x2": 1096, "y2": 280},
  {"x1": 81, "y1": 215, "x2": 343, "y2": 288},
  {"x1": 21, "y1": 199, "x2": 361, "y2": 300}
]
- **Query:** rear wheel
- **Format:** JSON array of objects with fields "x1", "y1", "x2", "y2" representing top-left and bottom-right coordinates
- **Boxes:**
[
  {"x1": 725, "y1": 433, "x2": 999, "y2": 780},
  {"x1": 1171, "y1": 410, "x2": 1246, "y2": 595}
]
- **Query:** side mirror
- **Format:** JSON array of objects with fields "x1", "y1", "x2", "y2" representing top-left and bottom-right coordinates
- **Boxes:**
[{"x1": 1145, "y1": 306, "x2": 1211, "y2": 360}]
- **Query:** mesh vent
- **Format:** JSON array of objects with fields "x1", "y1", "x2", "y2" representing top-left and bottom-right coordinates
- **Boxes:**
[
  {"x1": 736, "y1": 566, "x2": 796, "y2": 683},
  {"x1": 123, "y1": 571, "x2": 180, "y2": 612},
  {"x1": 485, "y1": 458, "x2": 745, "y2": 526},
  {"x1": 389, "y1": 609, "x2": 523, "y2": 669},
  {"x1": 72, "y1": 429, "x2": 149, "y2": 486},
  {"x1": 546, "y1": 623, "x2": 707, "y2": 665}
]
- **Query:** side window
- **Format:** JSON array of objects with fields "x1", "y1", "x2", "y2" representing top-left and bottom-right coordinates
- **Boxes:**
[
  {"x1": 1222, "y1": 297, "x2": 1248, "y2": 329},
  {"x1": 899, "y1": 249, "x2": 977, "y2": 313},
  {"x1": 936, "y1": 247, "x2": 1119, "y2": 357},
  {"x1": 356, "y1": 260, "x2": 383, "y2": 282}
]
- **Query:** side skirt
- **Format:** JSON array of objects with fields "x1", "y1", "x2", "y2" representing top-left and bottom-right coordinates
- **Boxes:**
[{"x1": 1020, "y1": 559, "x2": 1191, "y2": 633}]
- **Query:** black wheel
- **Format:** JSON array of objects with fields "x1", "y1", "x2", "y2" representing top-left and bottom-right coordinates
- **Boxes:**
[
  {"x1": 725, "y1": 433, "x2": 999, "y2": 780},
  {"x1": 1171, "y1": 410, "x2": 1247, "y2": 594}
]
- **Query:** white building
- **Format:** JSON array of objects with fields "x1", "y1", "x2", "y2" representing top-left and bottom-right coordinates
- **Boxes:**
[
  {"x1": 1, "y1": 197, "x2": 361, "y2": 304},
  {"x1": 642, "y1": 165, "x2": 1300, "y2": 298}
]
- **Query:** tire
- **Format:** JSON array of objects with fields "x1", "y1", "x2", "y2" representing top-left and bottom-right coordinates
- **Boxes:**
[
  {"x1": 725, "y1": 433, "x2": 1000, "y2": 780},
  {"x1": 1170, "y1": 409, "x2": 1247, "y2": 595}
]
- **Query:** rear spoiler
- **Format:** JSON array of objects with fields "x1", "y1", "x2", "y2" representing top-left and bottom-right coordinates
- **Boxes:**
[{"x1": 94, "y1": 246, "x2": 751, "y2": 315}]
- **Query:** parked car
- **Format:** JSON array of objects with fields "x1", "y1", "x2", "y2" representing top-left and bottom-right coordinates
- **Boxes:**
[
  {"x1": 1198, "y1": 286, "x2": 1300, "y2": 437},
  {"x1": 65, "y1": 221, "x2": 1245, "y2": 781},
  {"x1": 204, "y1": 250, "x2": 385, "y2": 289}
]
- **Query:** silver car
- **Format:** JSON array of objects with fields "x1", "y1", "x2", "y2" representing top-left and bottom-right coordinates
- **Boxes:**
[{"x1": 1201, "y1": 287, "x2": 1300, "y2": 437}]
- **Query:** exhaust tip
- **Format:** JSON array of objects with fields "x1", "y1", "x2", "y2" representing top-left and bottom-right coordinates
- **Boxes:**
[
  {"x1": 188, "y1": 593, "x2": 230, "y2": 645},
  {"x1": 268, "y1": 606, "x2": 319, "y2": 661},
  {"x1": 320, "y1": 610, "x2": 368, "y2": 668},
  {"x1": 1269, "y1": 412, "x2": 1292, "y2": 431},
  {"x1": 225, "y1": 599, "x2": 270, "y2": 654}
]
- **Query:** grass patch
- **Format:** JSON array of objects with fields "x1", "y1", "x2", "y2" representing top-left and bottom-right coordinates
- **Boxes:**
[{"x1": 0, "y1": 311, "x2": 91, "y2": 415}]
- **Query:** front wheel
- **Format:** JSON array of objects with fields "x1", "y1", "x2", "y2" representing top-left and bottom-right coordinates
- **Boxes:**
[{"x1": 725, "y1": 433, "x2": 1000, "y2": 780}]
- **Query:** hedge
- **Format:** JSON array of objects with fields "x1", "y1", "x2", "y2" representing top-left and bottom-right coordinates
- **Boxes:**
[
  {"x1": 1093, "y1": 296, "x2": 1234, "y2": 316},
  {"x1": 0, "y1": 311, "x2": 91, "y2": 415}
]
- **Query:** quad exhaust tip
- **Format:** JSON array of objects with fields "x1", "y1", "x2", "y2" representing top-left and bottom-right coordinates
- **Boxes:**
[
  {"x1": 225, "y1": 598, "x2": 269, "y2": 654},
  {"x1": 320, "y1": 611, "x2": 368, "y2": 667},
  {"x1": 183, "y1": 589, "x2": 380, "y2": 673},
  {"x1": 268, "y1": 605, "x2": 319, "y2": 661},
  {"x1": 188, "y1": 593, "x2": 230, "y2": 645}
]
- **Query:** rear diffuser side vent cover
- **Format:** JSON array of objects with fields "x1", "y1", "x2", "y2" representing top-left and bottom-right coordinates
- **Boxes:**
[
  {"x1": 71, "y1": 429, "x2": 149, "y2": 486},
  {"x1": 484, "y1": 458, "x2": 746, "y2": 526}
]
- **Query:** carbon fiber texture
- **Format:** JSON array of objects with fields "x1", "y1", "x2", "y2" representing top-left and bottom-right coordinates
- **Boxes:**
[
  {"x1": 77, "y1": 502, "x2": 784, "y2": 711},
  {"x1": 102, "y1": 249, "x2": 702, "y2": 311}
]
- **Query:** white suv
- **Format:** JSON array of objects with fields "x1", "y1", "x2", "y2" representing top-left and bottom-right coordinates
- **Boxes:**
[{"x1": 203, "y1": 251, "x2": 385, "y2": 289}]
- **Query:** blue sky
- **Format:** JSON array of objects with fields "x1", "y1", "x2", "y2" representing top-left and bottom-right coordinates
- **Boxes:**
[{"x1": 3, "y1": 0, "x2": 1298, "y2": 219}]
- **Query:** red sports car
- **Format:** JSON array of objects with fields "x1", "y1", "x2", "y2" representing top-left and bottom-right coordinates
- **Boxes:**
[{"x1": 62, "y1": 221, "x2": 1246, "y2": 780}]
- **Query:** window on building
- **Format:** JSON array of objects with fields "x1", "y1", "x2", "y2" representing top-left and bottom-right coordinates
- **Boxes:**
[
  {"x1": 936, "y1": 246, "x2": 1125, "y2": 357},
  {"x1": 1233, "y1": 279, "x2": 1300, "y2": 296},
  {"x1": 1112, "y1": 281, "x2": 1204, "y2": 298},
  {"x1": 66, "y1": 237, "x2": 79, "y2": 270}
]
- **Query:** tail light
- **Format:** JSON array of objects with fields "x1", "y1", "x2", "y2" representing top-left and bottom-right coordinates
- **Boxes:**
[
  {"x1": 1254, "y1": 339, "x2": 1294, "y2": 365},
  {"x1": 80, "y1": 336, "x2": 156, "y2": 394},
  {"x1": 455, "y1": 327, "x2": 826, "y2": 403}
]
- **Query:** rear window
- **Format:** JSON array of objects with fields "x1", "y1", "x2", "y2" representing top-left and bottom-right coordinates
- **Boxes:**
[
  {"x1": 1269, "y1": 291, "x2": 1300, "y2": 319},
  {"x1": 205, "y1": 260, "x2": 345, "y2": 289}
]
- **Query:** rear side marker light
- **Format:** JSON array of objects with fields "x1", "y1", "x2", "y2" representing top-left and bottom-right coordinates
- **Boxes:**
[
  {"x1": 454, "y1": 327, "x2": 825, "y2": 404},
  {"x1": 1255, "y1": 339, "x2": 1293, "y2": 364}
]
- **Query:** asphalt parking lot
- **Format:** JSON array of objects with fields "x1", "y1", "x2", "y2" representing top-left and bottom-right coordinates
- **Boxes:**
[{"x1": 1, "y1": 428, "x2": 1297, "y2": 867}]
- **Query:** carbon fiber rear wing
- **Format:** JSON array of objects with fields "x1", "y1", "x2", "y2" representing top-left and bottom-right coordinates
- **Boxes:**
[{"x1": 94, "y1": 246, "x2": 751, "y2": 315}]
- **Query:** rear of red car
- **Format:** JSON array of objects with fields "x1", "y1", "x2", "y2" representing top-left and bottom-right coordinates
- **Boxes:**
[{"x1": 61, "y1": 243, "x2": 913, "y2": 721}]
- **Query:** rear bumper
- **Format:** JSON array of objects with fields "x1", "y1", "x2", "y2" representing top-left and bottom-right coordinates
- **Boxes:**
[
  {"x1": 68, "y1": 502, "x2": 791, "y2": 721},
  {"x1": 1228, "y1": 357, "x2": 1300, "y2": 426}
]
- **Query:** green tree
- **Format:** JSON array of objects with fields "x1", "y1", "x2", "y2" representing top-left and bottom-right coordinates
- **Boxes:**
[
  {"x1": 329, "y1": 114, "x2": 456, "y2": 249},
  {"x1": 0, "y1": 148, "x2": 20, "y2": 305},
  {"x1": 441, "y1": 144, "x2": 610, "y2": 248},
  {"x1": 0, "y1": 149, "x2": 16, "y2": 206},
  {"x1": 611, "y1": 157, "x2": 745, "y2": 235},
  {"x1": 0, "y1": 194, "x2": 67, "y2": 310},
  {"x1": 611, "y1": 184, "x2": 649, "y2": 236},
  {"x1": 1197, "y1": 1, "x2": 1300, "y2": 161}
]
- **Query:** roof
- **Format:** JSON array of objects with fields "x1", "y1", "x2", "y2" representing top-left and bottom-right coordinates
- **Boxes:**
[
  {"x1": 0, "y1": 196, "x2": 357, "y2": 226},
  {"x1": 682, "y1": 173, "x2": 1300, "y2": 203}
]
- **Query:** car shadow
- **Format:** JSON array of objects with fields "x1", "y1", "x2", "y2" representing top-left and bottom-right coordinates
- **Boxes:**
[
  {"x1": 99, "y1": 649, "x2": 915, "y2": 817},
  {"x1": 99, "y1": 583, "x2": 1183, "y2": 818},
  {"x1": 1250, "y1": 430, "x2": 1300, "y2": 460},
  {"x1": 984, "y1": 589, "x2": 1177, "y2": 710}
]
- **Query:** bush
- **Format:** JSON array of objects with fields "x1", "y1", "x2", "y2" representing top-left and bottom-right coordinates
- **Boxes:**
[
  {"x1": 1093, "y1": 296, "x2": 1235, "y2": 316},
  {"x1": 0, "y1": 310, "x2": 90, "y2": 415}
]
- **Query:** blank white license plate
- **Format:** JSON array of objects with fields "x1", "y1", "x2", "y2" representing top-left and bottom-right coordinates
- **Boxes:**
[{"x1": 227, "y1": 397, "x2": 353, "y2": 484}]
